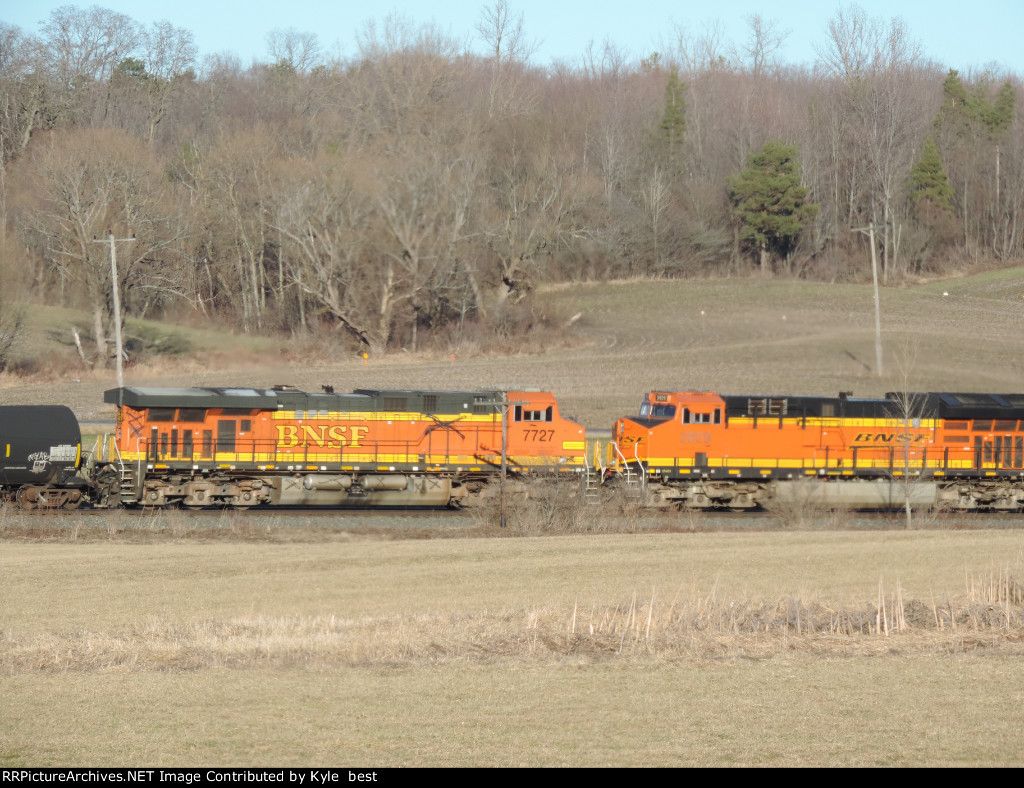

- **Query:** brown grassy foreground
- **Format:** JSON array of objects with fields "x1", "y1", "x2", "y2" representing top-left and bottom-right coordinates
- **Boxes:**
[{"x1": 3, "y1": 526, "x2": 1024, "y2": 766}]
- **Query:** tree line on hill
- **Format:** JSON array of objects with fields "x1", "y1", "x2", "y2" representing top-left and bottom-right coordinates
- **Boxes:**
[{"x1": 0, "y1": 2, "x2": 1020, "y2": 369}]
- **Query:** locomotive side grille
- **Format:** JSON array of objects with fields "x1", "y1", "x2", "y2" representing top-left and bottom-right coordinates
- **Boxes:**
[{"x1": 747, "y1": 397, "x2": 788, "y2": 416}]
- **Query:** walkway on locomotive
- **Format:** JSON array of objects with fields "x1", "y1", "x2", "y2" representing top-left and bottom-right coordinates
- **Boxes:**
[
  {"x1": 103, "y1": 386, "x2": 586, "y2": 473},
  {"x1": 612, "y1": 390, "x2": 1024, "y2": 480}
]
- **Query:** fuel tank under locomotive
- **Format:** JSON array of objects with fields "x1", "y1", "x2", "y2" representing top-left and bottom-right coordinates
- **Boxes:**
[{"x1": 134, "y1": 472, "x2": 455, "y2": 508}]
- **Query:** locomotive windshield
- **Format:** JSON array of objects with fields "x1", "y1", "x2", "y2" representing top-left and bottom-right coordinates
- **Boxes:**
[{"x1": 639, "y1": 403, "x2": 676, "y2": 419}]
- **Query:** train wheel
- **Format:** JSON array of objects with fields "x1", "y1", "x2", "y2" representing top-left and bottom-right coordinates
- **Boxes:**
[{"x1": 15, "y1": 486, "x2": 38, "y2": 510}]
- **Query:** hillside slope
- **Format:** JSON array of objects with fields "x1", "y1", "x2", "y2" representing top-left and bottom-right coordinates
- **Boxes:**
[{"x1": 2, "y1": 270, "x2": 1024, "y2": 427}]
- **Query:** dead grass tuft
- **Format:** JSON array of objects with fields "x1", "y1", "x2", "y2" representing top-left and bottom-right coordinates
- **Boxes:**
[
  {"x1": 467, "y1": 475, "x2": 669, "y2": 535},
  {"x1": 761, "y1": 480, "x2": 839, "y2": 529},
  {"x1": 0, "y1": 507, "x2": 372, "y2": 543},
  {"x1": 5, "y1": 572, "x2": 1022, "y2": 673}
]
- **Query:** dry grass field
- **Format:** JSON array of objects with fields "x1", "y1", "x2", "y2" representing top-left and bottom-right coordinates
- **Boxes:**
[
  {"x1": 3, "y1": 271, "x2": 1024, "y2": 766},
  {"x1": 2, "y1": 529, "x2": 1024, "y2": 766}
]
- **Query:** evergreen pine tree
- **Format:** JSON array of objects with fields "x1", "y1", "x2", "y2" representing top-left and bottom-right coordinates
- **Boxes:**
[
  {"x1": 942, "y1": 69, "x2": 969, "y2": 110},
  {"x1": 659, "y1": 68, "x2": 687, "y2": 168},
  {"x1": 936, "y1": 70, "x2": 1016, "y2": 141},
  {"x1": 727, "y1": 140, "x2": 818, "y2": 273},
  {"x1": 935, "y1": 70, "x2": 974, "y2": 142},
  {"x1": 908, "y1": 135, "x2": 955, "y2": 214},
  {"x1": 983, "y1": 81, "x2": 1016, "y2": 139}
]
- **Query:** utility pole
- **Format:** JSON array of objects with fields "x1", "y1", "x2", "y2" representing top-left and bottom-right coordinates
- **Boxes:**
[
  {"x1": 92, "y1": 232, "x2": 134, "y2": 391},
  {"x1": 500, "y1": 397, "x2": 508, "y2": 528},
  {"x1": 494, "y1": 395, "x2": 524, "y2": 529},
  {"x1": 852, "y1": 223, "x2": 883, "y2": 377}
]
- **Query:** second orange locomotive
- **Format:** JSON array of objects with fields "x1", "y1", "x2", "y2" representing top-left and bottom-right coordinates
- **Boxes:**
[{"x1": 611, "y1": 390, "x2": 1024, "y2": 510}]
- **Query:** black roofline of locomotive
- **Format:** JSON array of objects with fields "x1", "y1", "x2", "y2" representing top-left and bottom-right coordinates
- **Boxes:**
[
  {"x1": 104, "y1": 387, "x2": 509, "y2": 411},
  {"x1": 627, "y1": 392, "x2": 1024, "y2": 422},
  {"x1": 716, "y1": 392, "x2": 1024, "y2": 420}
]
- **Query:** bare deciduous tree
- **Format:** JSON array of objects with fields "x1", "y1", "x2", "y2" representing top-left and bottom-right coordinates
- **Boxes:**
[
  {"x1": 265, "y1": 28, "x2": 321, "y2": 73},
  {"x1": 739, "y1": 13, "x2": 790, "y2": 77},
  {"x1": 816, "y1": 6, "x2": 931, "y2": 281},
  {"x1": 475, "y1": 0, "x2": 539, "y2": 118},
  {"x1": 0, "y1": 287, "x2": 24, "y2": 371},
  {"x1": 271, "y1": 156, "x2": 389, "y2": 352},
  {"x1": 197, "y1": 128, "x2": 278, "y2": 332},
  {"x1": 41, "y1": 5, "x2": 143, "y2": 124},
  {"x1": 138, "y1": 21, "x2": 197, "y2": 143},
  {"x1": 18, "y1": 128, "x2": 173, "y2": 365}
]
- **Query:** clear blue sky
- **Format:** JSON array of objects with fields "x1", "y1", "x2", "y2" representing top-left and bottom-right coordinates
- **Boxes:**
[{"x1": 4, "y1": 0, "x2": 1023, "y2": 76}]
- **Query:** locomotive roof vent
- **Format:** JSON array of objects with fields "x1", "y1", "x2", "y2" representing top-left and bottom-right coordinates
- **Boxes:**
[{"x1": 272, "y1": 384, "x2": 299, "y2": 391}]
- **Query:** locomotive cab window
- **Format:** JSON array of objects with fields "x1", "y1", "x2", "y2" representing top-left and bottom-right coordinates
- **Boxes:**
[
  {"x1": 148, "y1": 408, "x2": 175, "y2": 422},
  {"x1": 515, "y1": 405, "x2": 553, "y2": 422},
  {"x1": 683, "y1": 409, "x2": 721, "y2": 425}
]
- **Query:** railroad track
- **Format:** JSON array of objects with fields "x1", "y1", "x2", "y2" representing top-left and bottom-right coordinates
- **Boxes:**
[{"x1": 7, "y1": 504, "x2": 1024, "y2": 534}]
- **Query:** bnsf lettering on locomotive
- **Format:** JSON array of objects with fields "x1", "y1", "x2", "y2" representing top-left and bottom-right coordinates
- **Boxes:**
[
  {"x1": 276, "y1": 424, "x2": 369, "y2": 448},
  {"x1": 854, "y1": 433, "x2": 928, "y2": 444}
]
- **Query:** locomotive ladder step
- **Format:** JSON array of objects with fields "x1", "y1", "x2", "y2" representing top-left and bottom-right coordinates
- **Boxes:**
[
  {"x1": 118, "y1": 465, "x2": 138, "y2": 502},
  {"x1": 621, "y1": 464, "x2": 644, "y2": 497},
  {"x1": 584, "y1": 467, "x2": 601, "y2": 504}
]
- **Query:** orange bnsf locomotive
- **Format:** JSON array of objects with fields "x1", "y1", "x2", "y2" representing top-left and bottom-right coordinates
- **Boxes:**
[
  {"x1": 96, "y1": 385, "x2": 586, "y2": 508},
  {"x1": 610, "y1": 390, "x2": 1024, "y2": 510}
]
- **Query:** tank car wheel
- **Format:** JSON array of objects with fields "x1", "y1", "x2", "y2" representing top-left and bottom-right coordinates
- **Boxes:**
[{"x1": 15, "y1": 487, "x2": 38, "y2": 510}]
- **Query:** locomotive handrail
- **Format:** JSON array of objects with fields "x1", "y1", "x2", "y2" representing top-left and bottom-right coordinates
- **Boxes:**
[
  {"x1": 610, "y1": 440, "x2": 639, "y2": 491},
  {"x1": 633, "y1": 441, "x2": 646, "y2": 492},
  {"x1": 135, "y1": 434, "x2": 584, "y2": 469},
  {"x1": 612, "y1": 440, "x2": 631, "y2": 470}
]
